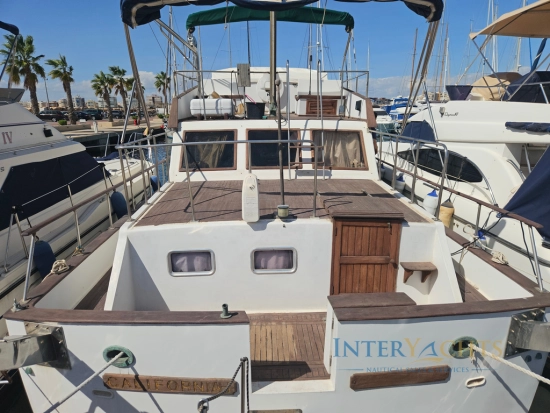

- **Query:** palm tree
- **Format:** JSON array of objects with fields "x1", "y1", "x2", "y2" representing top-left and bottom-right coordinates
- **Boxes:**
[
  {"x1": 154, "y1": 71, "x2": 170, "y2": 115},
  {"x1": 0, "y1": 35, "x2": 44, "y2": 115},
  {"x1": 46, "y1": 55, "x2": 76, "y2": 124},
  {"x1": 91, "y1": 71, "x2": 115, "y2": 122},
  {"x1": 109, "y1": 66, "x2": 129, "y2": 117}
]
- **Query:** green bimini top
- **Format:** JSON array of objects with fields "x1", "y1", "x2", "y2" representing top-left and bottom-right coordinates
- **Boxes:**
[{"x1": 186, "y1": 6, "x2": 354, "y2": 32}]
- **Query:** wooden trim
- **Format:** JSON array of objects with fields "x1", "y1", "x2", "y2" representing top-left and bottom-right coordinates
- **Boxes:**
[
  {"x1": 4, "y1": 308, "x2": 250, "y2": 325},
  {"x1": 350, "y1": 365, "x2": 450, "y2": 390},
  {"x1": 328, "y1": 292, "x2": 416, "y2": 308},
  {"x1": 333, "y1": 294, "x2": 550, "y2": 321},
  {"x1": 178, "y1": 129, "x2": 238, "y2": 172},
  {"x1": 244, "y1": 128, "x2": 303, "y2": 170},
  {"x1": 445, "y1": 227, "x2": 543, "y2": 296},
  {"x1": 308, "y1": 129, "x2": 369, "y2": 171}
]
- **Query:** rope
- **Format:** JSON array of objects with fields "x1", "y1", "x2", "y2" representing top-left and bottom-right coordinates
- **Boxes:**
[
  {"x1": 41, "y1": 260, "x2": 70, "y2": 283},
  {"x1": 469, "y1": 344, "x2": 550, "y2": 386},
  {"x1": 43, "y1": 352, "x2": 123, "y2": 413},
  {"x1": 197, "y1": 357, "x2": 249, "y2": 412}
]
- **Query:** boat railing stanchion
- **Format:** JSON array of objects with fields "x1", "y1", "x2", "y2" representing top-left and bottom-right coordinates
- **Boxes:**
[
  {"x1": 139, "y1": 145, "x2": 149, "y2": 204},
  {"x1": 286, "y1": 60, "x2": 291, "y2": 180},
  {"x1": 248, "y1": 141, "x2": 252, "y2": 174},
  {"x1": 13, "y1": 211, "x2": 29, "y2": 258},
  {"x1": 475, "y1": 204, "x2": 482, "y2": 241},
  {"x1": 67, "y1": 184, "x2": 83, "y2": 252},
  {"x1": 104, "y1": 134, "x2": 110, "y2": 157},
  {"x1": 435, "y1": 147, "x2": 449, "y2": 218},
  {"x1": 178, "y1": 133, "x2": 196, "y2": 222},
  {"x1": 313, "y1": 143, "x2": 318, "y2": 218},
  {"x1": 376, "y1": 130, "x2": 383, "y2": 181},
  {"x1": 102, "y1": 166, "x2": 114, "y2": 229},
  {"x1": 152, "y1": 133, "x2": 162, "y2": 191},
  {"x1": 118, "y1": 148, "x2": 133, "y2": 221},
  {"x1": 21, "y1": 234, "x2": 36, "y2": 305},
  {"x1": 123, "y1": 149, "x2": 136, "y2": 210},
  {"x1": 410, "y1": 142, "x2": 421, "y2": 204},
  {"x1": 3, "y1": 214, "x2": 15, "y2": 272},
  {"x1": 391, "y1": 136, "x2": 399, "y2": 189},
  {"x1": 528, "y1": 225, "x2": 545, "y2": 291}
]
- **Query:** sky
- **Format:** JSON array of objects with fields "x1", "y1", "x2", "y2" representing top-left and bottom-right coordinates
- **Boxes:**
[{"x1": 1, "y1": 0, "x2": 540, "y2": 102}]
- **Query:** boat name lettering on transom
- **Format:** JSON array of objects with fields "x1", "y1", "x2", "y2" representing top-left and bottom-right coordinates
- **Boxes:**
[{"x1": 102, "y1": 374, "x2": 236, "y2": 394}]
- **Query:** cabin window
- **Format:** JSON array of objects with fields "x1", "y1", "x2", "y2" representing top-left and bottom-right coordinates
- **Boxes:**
[
  {"x1": 397, "y1": 149, "x2": 483, "y2": 183},
  {"x1": 182, "y1": 131, "x2": 235, "y2": 170},
  {"x1": 169, "y1": 251, "x2": 215, "y2": 276},
  {"x1": 247, "y1": 130, "x2": 300, "y2": 168},
  {"x1": 252, "y1": 249, "x2": 297, "y2": 273},
  {"x1": 312, "y1": 131, "x2": 366, "y2": 169}
]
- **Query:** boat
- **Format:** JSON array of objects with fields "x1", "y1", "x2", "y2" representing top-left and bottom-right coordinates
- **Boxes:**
[
  {"x1": 0, "y1": 22, "x2": 153, "y2": 336},
  {"x1": 2, "y1": 2, "x2": 550, "y2": 412},
  {"x1": 378, "y1": 0, "x2": 550, "y2": 291}
]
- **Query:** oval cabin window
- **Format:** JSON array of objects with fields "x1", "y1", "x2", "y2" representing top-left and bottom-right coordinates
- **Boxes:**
[
  {"x1": 252, "y1": 249, "x2": 297, "y2": 274},
  {"x1": 169, "y1": 251, "x2": 215, "y2": 276}
]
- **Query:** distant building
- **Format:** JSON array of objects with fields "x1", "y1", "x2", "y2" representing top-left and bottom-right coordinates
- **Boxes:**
[
  {"x1": 39, "y1": 101, "x2": 49, "y2": 109},
  {"x1": 20, "y1": 101, "x2": 32, "y2": 110},
  {"x1": 98, "y1": 96, "x2": 117, "y2": 108},
  {"x1": 126, "y1": 97, "x2": 139, "y2": 109},
  {"x1": 73, "y1": 95, "x2": 86, "y2": 108},
  {"x1": 146, "y1": 94, "x2": 163, "y2": 107},
  {"x1": 86, "y1": 100, "x2": 98, "y2": 109},
  {"x1": 58, "y1": 98, "x2": 68, "y2": 108},
  {"x1": 49, "y1": 101, "x2": 59, "y2": 108}
]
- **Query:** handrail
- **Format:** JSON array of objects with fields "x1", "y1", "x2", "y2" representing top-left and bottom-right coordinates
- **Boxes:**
[
  {"x1": 374, "y1": 129, "x2": 449, "y2": 218},
  {"x1": 21, "y1": 161, "x2": 164, "y2": 237},
  {"x1": 379, "y1": 158, "x2": 542, "y2": 230},
  {"x1": 116, "y1": 137, "x2": 322, "y2": 220}
]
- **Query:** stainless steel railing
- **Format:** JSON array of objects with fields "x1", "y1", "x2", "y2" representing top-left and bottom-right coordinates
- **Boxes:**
[{"x1": 116, "y1": 134, "x2": 322, "y2": 222}]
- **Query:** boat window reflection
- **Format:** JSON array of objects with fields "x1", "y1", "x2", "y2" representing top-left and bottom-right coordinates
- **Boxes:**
[
  {"x1": 312, "y1": 131, "x2": 366, "y2": 169},
  {"x1": 182, "y1": 131, "x2": 235, "y2": 170}
]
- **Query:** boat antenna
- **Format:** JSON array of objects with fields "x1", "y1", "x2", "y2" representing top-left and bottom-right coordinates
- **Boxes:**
[
  {"x1": 410, "y1": 28, "x2": 418, "y2": 97},
  {"x1": 247, "y1": 21, "x2": 251, "y2": 65},
  {"x1": 269, "y1": 11, "x2": 277, "y2": 115}
]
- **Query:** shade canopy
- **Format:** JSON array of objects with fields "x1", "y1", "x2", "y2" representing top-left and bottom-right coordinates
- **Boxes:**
[
  {"x1": 504, "y1": 146, "x2": 550, "y2": 240},
  {"x1": 471, "y1": 0, "x2": 550, "y2": 39},
  {"x1": 186, "y1": 6, "x2": 354, "y2": 31},
  {"x1": 0, "y1": 21, "x2": 19, "y2": 36},
  {"x1": 121, "y1": 0, "x2": 443, "y2": 28}
]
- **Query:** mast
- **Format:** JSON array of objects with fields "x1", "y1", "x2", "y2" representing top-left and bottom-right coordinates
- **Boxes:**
[
  {"x1": 410, "y1": 28, "x2": 418, "y2": 97},
  {"x1": 438, "y1": 25, "x2": 448, "y2": 99},
  {"x1": 247, "y1": 21, "x2": 251, "y2": 65},
  {"x1": 442, "y1": 30, "x2": 449, "y2": 101},
  {"x1": 515, "y1": 0, "x2": 527, "y2": 72},
  {"x1": 270, "y1": 11, "x2": 277, "y2": 113}
]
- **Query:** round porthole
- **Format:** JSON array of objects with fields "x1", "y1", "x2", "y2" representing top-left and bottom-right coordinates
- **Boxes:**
[
  {"x1": 103, "y1": 346, "x2": 134, "y2": 368},
  {"x1": 448, "y1": 337, "x2": 478, "y2": 359}
]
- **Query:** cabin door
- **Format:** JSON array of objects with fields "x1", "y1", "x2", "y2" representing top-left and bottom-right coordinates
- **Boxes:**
[{"x1": 330, "y1": 219, "x2": 401, "y2": 295}]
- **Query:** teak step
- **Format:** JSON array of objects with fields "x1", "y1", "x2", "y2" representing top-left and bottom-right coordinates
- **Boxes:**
[{"x1": 401, "y1": 262, "x2": 437, "y2": 283}]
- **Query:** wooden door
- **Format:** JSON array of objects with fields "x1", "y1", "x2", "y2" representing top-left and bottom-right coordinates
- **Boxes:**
[{"x1": 331, "y1": 219, "x2": 401, "y2": 295}]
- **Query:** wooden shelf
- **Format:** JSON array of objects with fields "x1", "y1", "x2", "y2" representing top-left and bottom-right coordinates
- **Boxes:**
[{"x1": 401, "y1": 262, "x2": 437, "y2": 283}]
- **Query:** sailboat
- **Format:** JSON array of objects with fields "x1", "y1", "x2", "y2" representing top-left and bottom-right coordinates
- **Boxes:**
[{"x1": 2, "y1": 2, "x2": 550, "y2": 412}]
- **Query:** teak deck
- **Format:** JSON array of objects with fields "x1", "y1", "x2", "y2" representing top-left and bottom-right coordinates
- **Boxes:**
[
  {"x1": 136, "y1": 179, "x2": 428, "y2": 226},
  {"x1": 249, "y1": 313, "x2": 330, "y2": 382}
]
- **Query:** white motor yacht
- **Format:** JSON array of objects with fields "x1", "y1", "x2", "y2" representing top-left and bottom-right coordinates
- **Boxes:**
[
  {"x1": 379, "y1": 0, "x2": 550, "y2": 291},
  {"x1": 2, "y1": 2, "x2": 550, "y2": 412}
]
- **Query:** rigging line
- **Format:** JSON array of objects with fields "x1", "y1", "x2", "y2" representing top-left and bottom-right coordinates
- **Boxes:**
[
  {"x1": 148, "y1": 24, "x2": 167, "y2": 59},
  {"x1": 210, "y1": 29, "x2": 228, "y2": 70}
]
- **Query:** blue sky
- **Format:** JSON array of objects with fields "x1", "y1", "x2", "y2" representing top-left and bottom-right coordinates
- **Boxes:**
[{"x1": 2, "y1": 0, "x2": 539, "y2": 101}]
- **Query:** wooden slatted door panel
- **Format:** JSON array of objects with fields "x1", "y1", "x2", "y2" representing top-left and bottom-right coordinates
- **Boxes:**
[{"x1": 331, "y1": 220, "x2": 401, "y2": 295}]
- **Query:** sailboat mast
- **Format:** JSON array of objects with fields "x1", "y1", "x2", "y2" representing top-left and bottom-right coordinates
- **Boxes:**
[
  {"x1": 438, "y1": 25, "x2": 448, "y2": 99},
  {"x1": 516, "y1": 0, "x2": 527, "y2": 71},
  {"x1": 410, "y1": 28, "x2": 418, "y2": 97},
  {"x1": 247, "y1": 21, "x2": 251, "y2": 66},
  {"x1": 270, "y1": 11, "x2": 277, "y2": 112}
]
